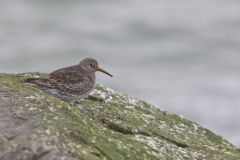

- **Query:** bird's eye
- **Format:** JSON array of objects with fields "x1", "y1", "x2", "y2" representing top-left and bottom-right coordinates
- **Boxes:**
[{"x1": 90, "y1": 63, "x2": 95, "y2": 67}]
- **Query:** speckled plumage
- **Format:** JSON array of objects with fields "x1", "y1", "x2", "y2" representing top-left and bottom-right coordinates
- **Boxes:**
[{"x1": 26, "y1": 58, "x2": 112, "y2": 102}]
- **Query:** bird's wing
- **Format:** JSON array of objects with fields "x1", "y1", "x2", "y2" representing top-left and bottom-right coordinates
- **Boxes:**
[
  {"x1": 49, "y1": 66, "x2": 83, "y2": 83},
  {"x1": 48, "y1": 66, "x2": 89, "y2": 94},
  {"x1": 49, "y1": 65, "x2": 80, "y2": 79}
]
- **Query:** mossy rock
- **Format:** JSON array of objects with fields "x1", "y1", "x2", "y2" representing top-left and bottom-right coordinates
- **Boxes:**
[{"x1": 0, "y1": 73, "x2": 239, "y2": 160}]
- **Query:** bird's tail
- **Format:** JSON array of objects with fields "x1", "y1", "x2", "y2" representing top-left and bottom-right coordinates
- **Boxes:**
[{"x1": 25, "y1": 78, "x2": 51, "y2": 88}]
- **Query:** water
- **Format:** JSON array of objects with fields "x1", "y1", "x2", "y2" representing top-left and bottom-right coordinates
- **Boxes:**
[{"x1": 0, "y1": 0, "x2": 240, "y2": 146}]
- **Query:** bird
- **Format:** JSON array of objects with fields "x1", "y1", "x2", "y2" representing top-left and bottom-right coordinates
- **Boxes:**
[{"x1": 25, "y1": 58, "x2": 113, "y2": 102}]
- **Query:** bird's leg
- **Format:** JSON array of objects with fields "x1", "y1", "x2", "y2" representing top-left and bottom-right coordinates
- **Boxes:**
[{"x1": 87, "y1": 95, "x2": 104, "y2": 102}]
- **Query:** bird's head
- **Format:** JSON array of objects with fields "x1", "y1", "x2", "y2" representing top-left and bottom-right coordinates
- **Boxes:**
[{"x1": 79, "y1": 58, "x2": 113, "y2": 77}]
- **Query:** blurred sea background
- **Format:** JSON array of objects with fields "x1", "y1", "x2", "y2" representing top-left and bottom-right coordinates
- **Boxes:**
[{"x1": 0, "y1": 0, "x2": 240, "y2": 146}]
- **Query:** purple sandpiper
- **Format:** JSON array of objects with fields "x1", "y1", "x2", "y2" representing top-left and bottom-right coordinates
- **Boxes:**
[{"x1": 26, "y1": 58, "x2": 113, "y2": 102}]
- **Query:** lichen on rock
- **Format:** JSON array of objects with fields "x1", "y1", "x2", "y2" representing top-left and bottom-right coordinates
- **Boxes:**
[{"x1": 0, "y1": 73, "x2": 239, "y2": 160}]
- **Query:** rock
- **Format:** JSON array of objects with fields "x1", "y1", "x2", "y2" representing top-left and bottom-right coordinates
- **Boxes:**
[{"x1": 0, "y1": 72, "x2": 239, "y2": 160}]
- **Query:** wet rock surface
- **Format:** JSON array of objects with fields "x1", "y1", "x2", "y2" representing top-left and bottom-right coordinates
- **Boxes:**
[{"x1": 0, "y1": 73, "x2": 240, "y2": 160}]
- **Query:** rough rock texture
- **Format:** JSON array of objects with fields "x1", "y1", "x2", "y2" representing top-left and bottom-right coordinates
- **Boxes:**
[{"x1": 0, "y1": 73, "x2": 239, "y2": 160}]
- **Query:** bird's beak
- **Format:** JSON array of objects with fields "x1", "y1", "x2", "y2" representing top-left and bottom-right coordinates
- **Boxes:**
[{"x1": 97, "y1": 67, "x2": 113, "y2": 77}]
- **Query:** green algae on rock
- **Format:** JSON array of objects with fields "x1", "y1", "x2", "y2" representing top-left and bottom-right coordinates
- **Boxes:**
[{"x1": 0, "y1": 73, "x2": 239, "y2": 160}]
